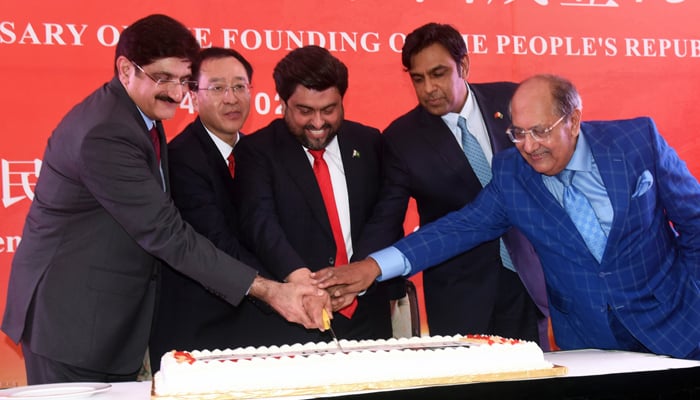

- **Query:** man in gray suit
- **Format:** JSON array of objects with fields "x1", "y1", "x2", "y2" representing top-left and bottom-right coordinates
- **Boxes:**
[{"x1": 1, "y1": 14, "x2": 328, "y2": 385}]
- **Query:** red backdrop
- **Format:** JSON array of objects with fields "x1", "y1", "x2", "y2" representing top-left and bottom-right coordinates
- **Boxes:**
[{"x1": 2, "y1": 0, "x2": 698, "y2": 386}]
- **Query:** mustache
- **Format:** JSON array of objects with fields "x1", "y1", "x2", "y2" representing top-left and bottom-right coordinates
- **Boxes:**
[
  {"x1": 305, "y1": 124, "x2": 332, "y2": 131},
  {"x1": 155, "y1": 94, "x2": 179, "y2": 104}
]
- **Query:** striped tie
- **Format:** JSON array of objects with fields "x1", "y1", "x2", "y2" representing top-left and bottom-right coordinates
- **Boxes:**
[{"x1": 458, "y1": 116, "x2": 515, "y2": 272}]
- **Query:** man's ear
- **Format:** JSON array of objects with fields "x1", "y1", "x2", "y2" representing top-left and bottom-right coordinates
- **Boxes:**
[
  {"x1": 280, "y1": 100, "x2": 287, "y2": 114},
  {"x1": 459, "y1": 54, "x2": 470, "y2": 80},
  {"x1": 116, "y1": 56, "x2": 133, "y2": 85},
  {"x1": 570, "y1": 108, "x2": 583, "y2": 138}
]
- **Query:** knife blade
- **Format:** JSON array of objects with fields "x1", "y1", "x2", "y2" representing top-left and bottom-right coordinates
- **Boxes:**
[
  {"x1": 322, "y1": 308, "x2": 343, "y2": 352},
  {"x1": 192, "y1": 340, "x2": 475, "y2": 362}
]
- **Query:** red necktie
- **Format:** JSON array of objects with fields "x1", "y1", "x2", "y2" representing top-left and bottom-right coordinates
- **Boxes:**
[
  {"x1": 308, "y1": 149, "x2": 357, "y2": 318},
  {"x1": 149, "y1": 125, "x2": 160, "y2": 161},
  {"x1": 227, "y1": 150, "x2": 235, "y2": 178}
]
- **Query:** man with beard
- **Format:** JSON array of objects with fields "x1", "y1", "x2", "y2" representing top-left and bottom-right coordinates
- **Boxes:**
[{"x1": 234, "y1": 45, "x2": 398, "y2": 342}]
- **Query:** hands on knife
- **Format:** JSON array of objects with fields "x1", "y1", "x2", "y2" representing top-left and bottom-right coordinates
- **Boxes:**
[
  {"x1": 313, "y1": 258, "x2": 382, "y2": 312},
  {"x1": 284, "y1": 267, "x2": 334, "y2": 331},
  {"x1": 248, "y1": 274, "x2": 331, "y2": 330},
  {"x1": 264, "y1": 260, "x2": 380, "y2": 332}
]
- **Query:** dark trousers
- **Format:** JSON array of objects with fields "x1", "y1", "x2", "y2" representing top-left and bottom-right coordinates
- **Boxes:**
[{"x1": 22, "y1": 343, "x2": 138, "y2": 385}]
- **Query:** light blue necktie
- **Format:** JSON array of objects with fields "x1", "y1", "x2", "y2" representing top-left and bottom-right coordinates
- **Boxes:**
[
  {"x1": 458, "y1": 116, "x2": 515, "y2": 272},
  {"x1": 557, "y1": 169, "x2": 607, "y2": 262}
]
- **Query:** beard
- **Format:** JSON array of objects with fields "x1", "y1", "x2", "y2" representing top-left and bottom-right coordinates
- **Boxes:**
[{"x1": 285, "y1": 112, "x2": 343, "y2": 151}]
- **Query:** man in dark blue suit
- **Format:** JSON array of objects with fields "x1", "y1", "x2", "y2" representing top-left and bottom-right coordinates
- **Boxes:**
[
  {"x1": 149, "y1": 48, "x2": 299, "y2": 372},
  {"x1": 319, "y1": 74, "x2": 700, "y2": 360},
  {"x1": 353, "y1": 23, "x2": 547, "y2": 346}
]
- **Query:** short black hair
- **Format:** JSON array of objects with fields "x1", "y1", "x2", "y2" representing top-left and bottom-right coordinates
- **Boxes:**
[
  {"x1": 191, "y1": 47, "x2": 254, "y2": 85},
  {"x1": 273, "y1": 45, "x2": 348, "y2": 102},
  {"x1": 401, "y1": 23, "x2": 467, "y2": 71},
  {"x1": 114, "y1": 14, "x2": 200, "y2": 76}
]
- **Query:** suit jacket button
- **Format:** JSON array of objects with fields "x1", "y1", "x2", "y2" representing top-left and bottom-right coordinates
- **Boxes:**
[{"x1": 328, "y1": 257, "x2": 335, "y2": 266}]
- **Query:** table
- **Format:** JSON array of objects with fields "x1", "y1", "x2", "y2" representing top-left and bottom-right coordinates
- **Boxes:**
[{"x1": 2, "y1": 350, "x2": 698, "y2": 399}]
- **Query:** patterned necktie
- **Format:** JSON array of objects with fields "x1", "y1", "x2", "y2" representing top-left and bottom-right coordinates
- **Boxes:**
[
  {"x1": 557, "y1": 169, "x2": 607, "y2": 262},
  {"x1": 458, "y1": 116, "x2": 515, "y2": 272},
  {"x1": 149, "y1": 125, "x2": 160, "y2": 161},
  {"x1": 227, "y1": 150, "x2": 235, "y2": 178},
  {"x1": 308, "y1": 149, "x2": 358, "y2": 318}
]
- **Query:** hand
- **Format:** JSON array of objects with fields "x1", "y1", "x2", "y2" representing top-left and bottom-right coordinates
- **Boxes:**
[
  {"x1": 303, "y1": 292, "x2": 332, "y2": 331},
  {"x1": 314, "y1": 258, "x2": 381, "y2": 299},
  {"x1": 327, "y1": 288, "x2": 358, "y2": 312},
  {"x1": 285, "y1": 267, "x2": 316, "y2": 286},
  {"x1": 249, "y1": 276, "x2": 329, "y2": 330}
]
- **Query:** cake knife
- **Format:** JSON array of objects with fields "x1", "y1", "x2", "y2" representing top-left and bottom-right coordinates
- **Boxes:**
[
  {"x1": 322, "y1": 308, "x2": 344, "y2": 352},
  {"x1": 193, "y1": 340, "x2": 477, "y2": 362}
]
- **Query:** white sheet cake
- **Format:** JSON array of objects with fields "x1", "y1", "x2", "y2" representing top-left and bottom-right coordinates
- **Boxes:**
[{"x1": 152, "y1": 334, "x2": 558, "y2": 399}]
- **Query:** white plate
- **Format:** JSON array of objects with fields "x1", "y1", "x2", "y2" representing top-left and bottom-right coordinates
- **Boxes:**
[{"x1": 0, "y1": 382, "x2": 111, "y2": 399}]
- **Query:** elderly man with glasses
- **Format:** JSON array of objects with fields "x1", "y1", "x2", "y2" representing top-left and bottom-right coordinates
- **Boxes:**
[{"x1": 318, "y1": 73, "x2": 700, "y2": 361}]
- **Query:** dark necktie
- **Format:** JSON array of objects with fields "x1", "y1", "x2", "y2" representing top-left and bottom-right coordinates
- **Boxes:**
[
  {"x1": 557, "y1": 169, "x2": 607, "y2": 262},
  {"x1": 308, "y1": 148, "x2": 357, "y2": 318},
  {"x1": 227, "y1": 150, "x2": 235, "y2": 178},
  {"x1": 457, "y1": 116, "x2": 515, "y2": 272},
  {"x1": 149, "y1": 125, "x2": 160, "y2": 161}
]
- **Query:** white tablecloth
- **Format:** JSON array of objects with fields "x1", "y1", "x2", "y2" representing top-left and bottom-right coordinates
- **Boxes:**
[{"x1": 2, "y1": 349, "x2": 698, "y2": 399}]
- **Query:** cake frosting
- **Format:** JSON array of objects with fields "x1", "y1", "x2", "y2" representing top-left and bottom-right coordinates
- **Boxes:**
[{"x1": 153, "y1": 334, "x2": 554, "y2": 398}]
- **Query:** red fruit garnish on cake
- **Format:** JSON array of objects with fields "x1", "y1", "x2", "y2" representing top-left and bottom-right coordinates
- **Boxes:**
[
  {"x1": 174, "y1": 351, "x2": 196, "y2": 364},
  {"x1": 463, "y1": 334, "x2": 520, "y2": 345}
]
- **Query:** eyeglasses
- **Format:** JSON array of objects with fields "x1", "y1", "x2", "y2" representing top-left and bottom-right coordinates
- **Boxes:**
[
  {"x1": 198, "y1": 83, "x2": 252, "y2": 98},
  {"x1": 131, "y1": 61, "x2": 197, "y2": 91},
  {"x1": 506, "y1": 114, "x2": 568, "y2": 143}
]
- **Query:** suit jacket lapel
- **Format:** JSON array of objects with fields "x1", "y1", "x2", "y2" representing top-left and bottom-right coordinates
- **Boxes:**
[
  {"x1": 518, "y1": 160, "x2": 584, "y2": 246},
  {"x1": 275, "y1": 122, "x2": 334, "y2": 239},
  {"x1": 191, "y1": 117, "x2": 235, "y2": 196},
  {"x1": 155, "y1": 120, "x2": 169, "y2": 193},
  {"x1": 584, "y1": 123, "x2": 630, "y2": 260},
  {"x1": 109, "y1": 78, "x2": 167, "y2": 192},
  {"x1": 416, "y1": 107, "x2": 480, "y2": 188},
  {"x1": 338, "y1": 127, "x2": 363, "y2": 241},
  {"x1": 471, "y1": 85, "x2": 513, "y2": 155}
]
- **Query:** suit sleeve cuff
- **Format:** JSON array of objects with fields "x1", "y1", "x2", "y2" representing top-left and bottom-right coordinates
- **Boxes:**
[{"x1": 369, "y1": 246, "x2": 412, "y2": 282}]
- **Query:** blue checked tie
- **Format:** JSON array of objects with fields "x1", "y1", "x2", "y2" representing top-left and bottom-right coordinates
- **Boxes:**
[
  {"x1": 458, "y1": 116, "x2": 515, "y2": 272},
  {"x1": 557, "y1": 169, "x2": 607, "y2": 262}
]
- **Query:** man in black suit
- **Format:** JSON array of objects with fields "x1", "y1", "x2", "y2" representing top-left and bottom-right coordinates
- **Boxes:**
[
  {"x1": 349, "y1": 23, "x2": 549, "y2": 346},
  {"x1": 149, "y1": 48, "x2": 295, "y2": 372},
  {"x1": 234, "y1": 46, "x2": 398, "y2": 343},
  {"x1": 2, "y1": 15, "x2": 328, "y2": 385}
]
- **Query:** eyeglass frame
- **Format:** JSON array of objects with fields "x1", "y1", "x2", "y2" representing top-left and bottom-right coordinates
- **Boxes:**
[
  {"x1": 131, "y1": 61, "x2": 197, "y2": 91},
  {"x1": 197, "y1": 83, "x2": 252, "y2": 98},
  {"x1": 506, "y1": 113, "x2": 568, "y2": 143}
]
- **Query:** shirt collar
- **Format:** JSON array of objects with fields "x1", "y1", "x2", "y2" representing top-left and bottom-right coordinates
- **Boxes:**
[
  {"x1": 307, "y1": 134, "x2": 341, "y2": 157},
  {"x1": 441, "y1": 82, "x2": 474, "y2": 130},
  {"x1": 136, "y1": 107, "x2": 156, "y2": 131},
  {"x1": 564, "y1": 127, "x2": 593, "y2": 173},
  {"x1": 203, "y1": 123, "x2": 238, "y2": 160}
]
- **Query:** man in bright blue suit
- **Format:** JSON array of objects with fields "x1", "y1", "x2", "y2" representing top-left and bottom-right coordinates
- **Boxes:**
[{"x1": 317, "y1": 74, "x2": 700, "y2": 359}]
